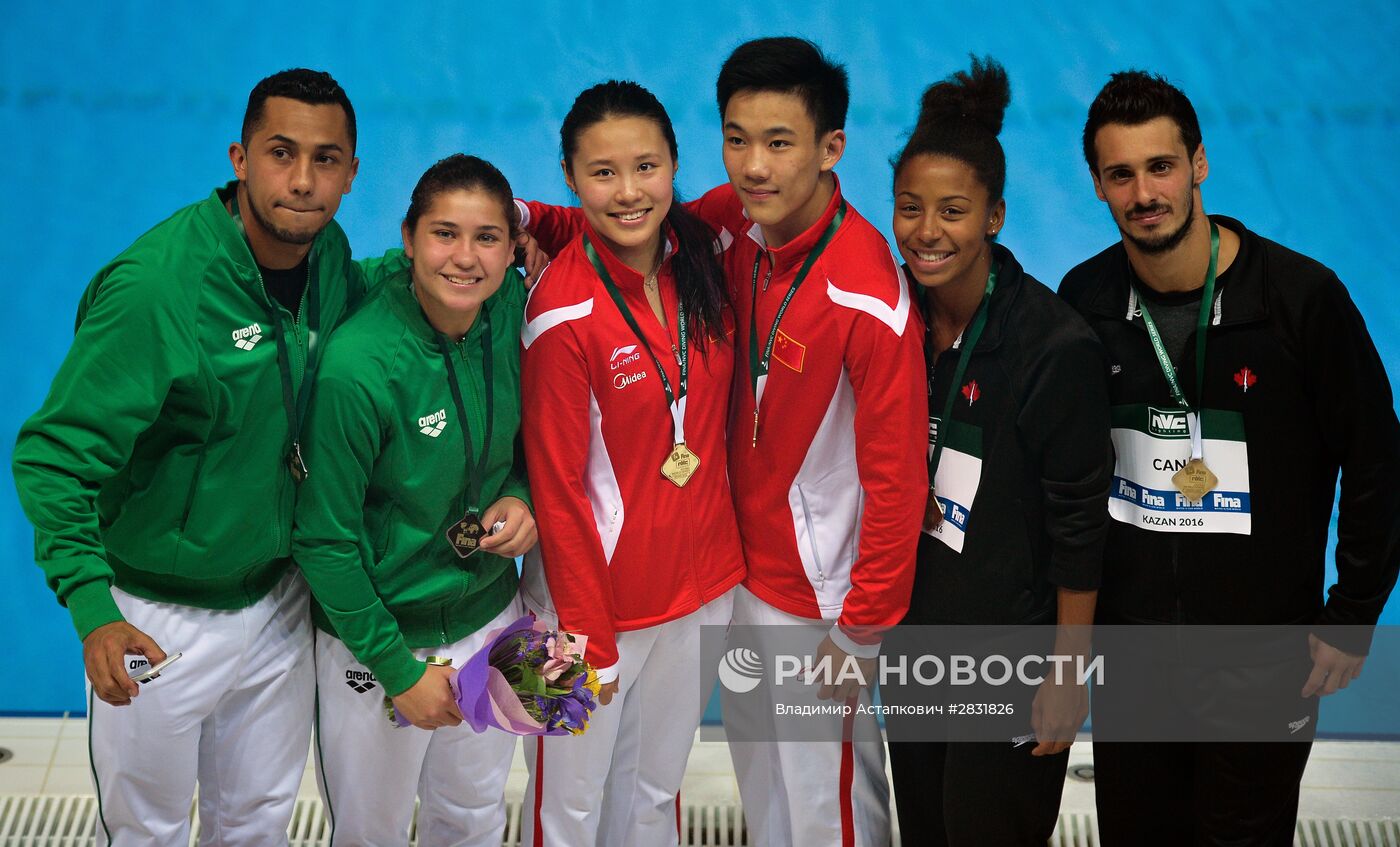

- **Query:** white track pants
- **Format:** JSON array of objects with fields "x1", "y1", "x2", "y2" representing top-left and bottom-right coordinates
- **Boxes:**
[
  {"x1": 724, "y1": 586, "x2": 891, "y2": 847},
  {"x1": 88, "y1": 570, "x2": 314, "y2": 847},
  {"x1": 312, "y1": 596, "x2": 522, "y2": 847},
  {"x1": 521, "y1": 589, "x2": 736, "y2": 847}
]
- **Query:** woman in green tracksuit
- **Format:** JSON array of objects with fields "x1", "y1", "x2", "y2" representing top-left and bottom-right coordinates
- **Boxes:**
[{"x1": 291, "y1": 154, "x2": 535, "y2": 846}]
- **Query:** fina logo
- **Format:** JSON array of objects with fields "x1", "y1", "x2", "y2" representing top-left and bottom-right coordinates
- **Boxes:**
[{"x1": 718, "y1": 647, "x2": 764, "y2": 693}]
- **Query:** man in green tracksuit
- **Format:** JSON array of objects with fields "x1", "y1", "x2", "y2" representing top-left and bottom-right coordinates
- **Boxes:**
[{"x1": 11, "y1": 69, "x2": 361, "y2": 846}]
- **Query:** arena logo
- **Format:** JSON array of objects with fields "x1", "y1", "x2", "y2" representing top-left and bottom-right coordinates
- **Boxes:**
[
  {"x1": 418, "y1": 408, "x2": 447, "y2": 438},
  {"x1": 231, "y1": 322, "x2": 263, "y2": 351},
  {"x1": 345, "y1": 668, "x2": 378, "y2": 694}
]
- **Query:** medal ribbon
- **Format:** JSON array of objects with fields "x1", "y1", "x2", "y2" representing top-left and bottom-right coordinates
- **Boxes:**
[
  {"x1": 1132, "y1": 222, "x2": 1220, "y2": 461},
  {"x1": 435, "y1": 308, "x2": 495, "y2": 517},
  {"x1": 231, "y1": 191, "x2": 322, "y2": 480},
  {"x1": 747, "y1": 201, "x2": 846, "y2": 441},
  {"x1": 583, "y1": 236, "x2": 689, "y2": 444},
  {"x1": 925, "y1": 264, "x2": 998, "y2": 483}
]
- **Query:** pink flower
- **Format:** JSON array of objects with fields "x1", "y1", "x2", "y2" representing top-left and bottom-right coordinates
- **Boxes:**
[{"x1": 538, "y1": 635, "x2": 573, "y2": 682}]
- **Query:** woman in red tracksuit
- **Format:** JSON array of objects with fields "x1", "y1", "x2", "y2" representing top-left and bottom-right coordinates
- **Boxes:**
[{"x1": 516, "y1": 80, "x2": 743, "y2": 847}]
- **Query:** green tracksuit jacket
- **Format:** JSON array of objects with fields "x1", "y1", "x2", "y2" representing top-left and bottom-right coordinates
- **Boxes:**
[
  {"x1": 12, "y1": 182, "x2": 363, "y2": 640},
  {"x1": 292, "y1": 255, "x2": 529, "y2": 696}
]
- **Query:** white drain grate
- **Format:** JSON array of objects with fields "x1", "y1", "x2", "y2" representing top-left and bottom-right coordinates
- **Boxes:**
[
  {"x1": 1, "y1": 796, "x2": 1396, "y2": 846},
  {"x1": 1049, "y1": 812, "x2": 1101, "y2": 847},
  {"x1": 0, "y1": 796, "x2": 748, "y2": 846}
]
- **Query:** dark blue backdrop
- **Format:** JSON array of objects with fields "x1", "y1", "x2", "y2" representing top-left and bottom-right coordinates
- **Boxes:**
[{"x1": 2, "y1": 3, "x2": 1396, "y2": 722}]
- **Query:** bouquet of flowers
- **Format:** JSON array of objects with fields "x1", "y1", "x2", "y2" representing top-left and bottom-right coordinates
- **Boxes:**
[{"x1": 390, "y1": 613, "x2": 600, "y2": 735}]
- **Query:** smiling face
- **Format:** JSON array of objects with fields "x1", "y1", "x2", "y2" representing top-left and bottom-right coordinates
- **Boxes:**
[
  {"x1": 1091, "y1": 116, "x2": 1208, "y2": 255},
  {"x1": 402, "y1": 187, "x2": 514, "y2": 338},
  {"x1": 721, "y1": 89, "x2": 844, "y2": 248},
  {"x1": 563, "y1": 115, "x2": 675, "y2": 273},
  {"x1": 893, "y1": 154, "x2": 1004, "y2": 293},
  {"x1": 229, "y1": 96, "x2": 357, "y2": 265}
]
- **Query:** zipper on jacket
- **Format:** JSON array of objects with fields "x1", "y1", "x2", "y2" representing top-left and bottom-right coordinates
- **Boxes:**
[
  {"x1": 458, "y1": 337, "x2": 485, "y2": 477},
  {"x1": 686, "y1": 485, "x2": 706, "y2": 606},
  {"x1": 250, "y1": 264, "x2": 286, "y2": 546},
  {"x1": 761, "y1": 249, "x2": 774, "y2": 292},
  {"x1": 795, "y1": 484, "x2": 826, "y2": 589}
]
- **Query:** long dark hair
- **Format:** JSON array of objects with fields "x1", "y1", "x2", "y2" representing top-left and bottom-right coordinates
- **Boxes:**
[
  {"x1": 561, "y1": 80, "x2": 730, "y2": 351},
  {"x1": 893, "y1": 56, "x2": 1011, "y2": 208}
]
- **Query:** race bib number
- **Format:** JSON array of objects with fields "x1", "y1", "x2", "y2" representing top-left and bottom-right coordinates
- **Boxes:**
[
  {"x1": 925, "y1": 417, "x2": 982, "y2": 552},
  {"x1": 1109, "y1": 405, "x2": 1251, "y2": 535}
]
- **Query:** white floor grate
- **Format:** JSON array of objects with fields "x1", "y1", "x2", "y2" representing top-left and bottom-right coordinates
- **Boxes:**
[{"x1": 0, "y1": 796, "x2": 1395, "y2": 846}]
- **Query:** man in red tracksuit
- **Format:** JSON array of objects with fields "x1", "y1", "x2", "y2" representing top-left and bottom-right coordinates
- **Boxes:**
[{"x1": 702, "y1": 37, "x2": 926, "y2": 847}]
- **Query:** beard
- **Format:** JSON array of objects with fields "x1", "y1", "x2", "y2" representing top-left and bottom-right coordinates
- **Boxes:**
[
  {"x1": 1121, "y1": 189, "x2": 1194, "y2": 255},
  {"x1": 246, "y1": 193, "x2": 319, "y2": 246}
]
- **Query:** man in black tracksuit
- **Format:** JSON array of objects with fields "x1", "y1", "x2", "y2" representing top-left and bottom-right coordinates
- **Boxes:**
[{"x1": 1060, "y1": 71, "x2": 1400, "y2": 845}]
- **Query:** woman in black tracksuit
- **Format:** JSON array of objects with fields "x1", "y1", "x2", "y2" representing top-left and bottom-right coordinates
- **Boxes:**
[{"x1": 883, "y1": 56, "x2": 1113, "y2": 846}]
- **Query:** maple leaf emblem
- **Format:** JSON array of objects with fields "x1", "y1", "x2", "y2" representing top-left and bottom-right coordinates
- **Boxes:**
[
  {"x1": 1233, "y1": 367, "x2": 1257, "y2": 393},
  {"x1": 961, "y1": 380, "x2": 981, "y2": 406}
]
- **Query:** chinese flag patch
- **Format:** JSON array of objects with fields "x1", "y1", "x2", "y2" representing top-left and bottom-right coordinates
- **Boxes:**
[{"x1": 772, "y1": 330, "x2": 807, "y2": 373}]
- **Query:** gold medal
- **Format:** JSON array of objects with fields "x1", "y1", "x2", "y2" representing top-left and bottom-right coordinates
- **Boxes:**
[
  {"x1": 923, "y1": 486, "x2": 944, "y2": 531},
  {"x1": 661, "y1": 443, "x2": 700, "y2": 487},
  {"x1": 446, "y1": 512, "x2": 486, "y2": 558},
  {"x1": 1172, "y1": 458, "x2": 1218, "y2": 502}
]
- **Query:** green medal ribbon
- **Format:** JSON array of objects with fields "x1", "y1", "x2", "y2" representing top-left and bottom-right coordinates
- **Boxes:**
[
  {"x1": 583, "y1": 236, "x2": 690, "y2": 444},
  {"x1": 435, "y1": 308, "x2": 496, "y2": 518},
  {"x1": 231, "y1": 191, "x2": 321, "y2": 482},
  {"x1": 747, "y1": 200, "x2": 846, "y2": 445},
  {"x1": 1132, "y1": 221, "x2": 1220, "y2": 461},
  {"x1": 924, "y1": 263, "x2": 998, "y2": 483}
]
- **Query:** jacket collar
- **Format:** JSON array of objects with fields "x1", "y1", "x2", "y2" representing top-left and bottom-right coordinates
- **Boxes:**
[
  {"x1": 1081, "y1": 215, "x2": 1268, "y2": 328},
  {"x1": 581, "y1": 220, "x2": 678, "y2": 291},
  {"x1": 198, "y1": 180, "x2": 338, "y2": 301},
  {"x1": 745, "y1": 173, "x2": 845, "y2": 275}
]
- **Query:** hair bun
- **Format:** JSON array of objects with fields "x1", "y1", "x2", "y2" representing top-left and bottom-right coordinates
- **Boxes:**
[{"x1": 915, "y1": 55, "x2": 1010, "y2": 138}]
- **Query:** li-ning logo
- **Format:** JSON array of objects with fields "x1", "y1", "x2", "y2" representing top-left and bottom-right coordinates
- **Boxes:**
[
  {"x1": 232, "y1": 322, "x2": 263, "y2": 351},
  {"x1": 1288, "y1": 715, "x2": 1311, "y2": 735},
  {"x1": 1148, "y1": 406, "x2": 1189, "y2": 438},
  {"x1": 717, "y1": 647, "x2": 764, "y2": 693},
  {"x1": 418, "y1": 409, "x2": 447, "y2": 438},
  {"x1": 345, "y1": 669, "x2": 377, "y2": 694},
  {"x1": 1234, "y1": 367, "x2": 1258, "y2": 393},
  {"x1": 610, "y1": 345, "x2": 642, "y2": 370}
]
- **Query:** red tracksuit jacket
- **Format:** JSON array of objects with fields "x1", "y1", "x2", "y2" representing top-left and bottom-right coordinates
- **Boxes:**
[
  {"x1": 691, "y1": 181, "x2": 925, "y2": 649},
  {"x1": 518, "y1": 217, "x2": 744, "y2": 680}
]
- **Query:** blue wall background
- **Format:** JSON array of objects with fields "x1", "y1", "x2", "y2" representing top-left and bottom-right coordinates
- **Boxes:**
[{"x1": 2, "y1": 3, "x2": 1396, "y2": 718}]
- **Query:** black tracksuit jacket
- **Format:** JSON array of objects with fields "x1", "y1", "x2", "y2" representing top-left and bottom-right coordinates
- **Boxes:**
[
  {"x1": 904, "y1": 244, "x2": 1112, "y2": 626},
  {"x1": 1059, "y1": 215, "x2": 1400, "y2": 654}
]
